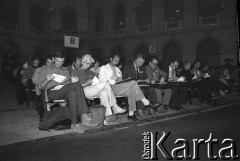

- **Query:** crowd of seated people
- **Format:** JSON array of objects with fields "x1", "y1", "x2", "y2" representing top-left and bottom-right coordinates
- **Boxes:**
[{"x1": 11, "y1": 51, "x2": 238, "y2": 133}]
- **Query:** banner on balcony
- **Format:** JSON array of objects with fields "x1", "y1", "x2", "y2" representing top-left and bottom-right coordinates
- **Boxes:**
[
  {"x1": 149, "y1": 45, "x2": 157, "y2": 54},
  {"x1": 64, "y1": 36, "x2": 79, "y2": 48}
]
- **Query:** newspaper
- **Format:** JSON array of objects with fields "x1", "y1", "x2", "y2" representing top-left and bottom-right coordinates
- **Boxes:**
[{"x1": 52, "y1": 73, "x2": 67, "y2": 83}]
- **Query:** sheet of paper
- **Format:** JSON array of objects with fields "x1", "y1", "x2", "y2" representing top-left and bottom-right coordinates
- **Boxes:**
[
  {"x1": 52, "y1": 73, "x2": 66, "y2": 83},
  {"x1": 92, "y1": 76, "x2": 100, "y2": 85},
  {"x1": 204, "y1": 73, "x2": 210, "y2": 78},
  {"x1": 51, "y1": 85, "x2": 64, "y2": 90},
  {"x1": 177, "y1": 76, "x2": 185, "y2": 82},
  {"x1": 157, "y1": 82, "x2": 167, "y2": 85}
]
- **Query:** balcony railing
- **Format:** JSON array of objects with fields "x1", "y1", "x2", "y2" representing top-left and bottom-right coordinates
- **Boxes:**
[
  {"x1": 163, "y1": 19, "x2": 183, "y2": 31},
  {"x1": 0, "y1": 23, "x2": 85, "y2": 40},
  {"x1": 52, "y1": 29, "x2": 85, "y2": 38},
  {"x1": 0, "y1": 21, "x2": 20, "y2": 32},
  {"x1": 31, "y1": 28, "x2": 48, "y2": 38},
  {"x1": 135, "y1": 24, "x2": 152, "y2": 34},
  {"x1": 197, "y1": 14, "x2": 221, "y2": 27},
  {"x1": 111, "y1": 28, "x2": 126, "y2": 36}
]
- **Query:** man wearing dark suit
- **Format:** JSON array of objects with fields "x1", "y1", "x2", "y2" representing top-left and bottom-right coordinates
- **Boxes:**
[
  {"x1": 123, "y1": 54, "x2": 159, "y2": 119},
  {"x1": 67, "y1": 57, "x2": 81, "y2": 74},
  {"x1": 145, "y1": 56, "x2": 172, "y2": 111},
  {"x1": 166, "y1": 59, "x2": 188, "y2": 110}
]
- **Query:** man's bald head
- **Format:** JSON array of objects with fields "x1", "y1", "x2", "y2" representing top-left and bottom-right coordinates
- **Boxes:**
[{"x1": 74, "y1": 57, "x2": 81, "y2": 69}]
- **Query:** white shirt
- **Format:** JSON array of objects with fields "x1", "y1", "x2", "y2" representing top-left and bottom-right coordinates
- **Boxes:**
[{"x1": 98, "y1": 63, "x2": 122, "y2": 85}]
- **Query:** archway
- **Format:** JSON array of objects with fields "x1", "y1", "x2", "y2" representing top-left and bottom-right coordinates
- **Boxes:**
[
  {"x1": 197, "y1": 39, "x2": 221, "y2": 66},
  {"x1": 163, "y1": 41, "x2": 182, "y2": 66}
]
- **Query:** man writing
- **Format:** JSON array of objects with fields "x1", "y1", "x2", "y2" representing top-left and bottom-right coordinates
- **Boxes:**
[
  {"x1": 145, "y1": 56, "x2": 172, "y2": 112},
  {"x1": 33, "y1": 52, "x2": 98, "y2": 133},
  {"x1": 98, "y1": 53, "x2": 151, "y2": 122},
  {"x1": 123, "y1": 54, "x2": 160, "y2": 118}
]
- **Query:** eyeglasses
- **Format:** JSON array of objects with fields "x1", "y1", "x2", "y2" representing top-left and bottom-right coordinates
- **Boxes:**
[
  {"x1": 174, "y1": 64, "x2": 179, "y2": 68},
  {"x1": 151, "y1": 62, "x2": 158, "y2": 66},
  {"x1": 84, "y1": 62, "x2": 92, "y2": 65}
]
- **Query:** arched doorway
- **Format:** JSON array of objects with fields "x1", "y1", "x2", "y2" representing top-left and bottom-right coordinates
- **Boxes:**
[
  {"x1": 61, "y1": 7, "x2": 77, "y2": 30},
  {"x1": 197, "y1": 39, "x2": 221, "y2": 66},
  {"x1": 163, "y1": 41, "x2": 182, "y2": 66}
]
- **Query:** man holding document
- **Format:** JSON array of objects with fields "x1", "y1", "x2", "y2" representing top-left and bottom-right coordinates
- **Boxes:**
[
  {"x1": 33, "y1": 52, "x2": 98, "y2": 133},
  {"x1": 122, "y1": 54, "x2": 161, "y2": 118},
  {"x1": 71, "y1": 55, "x2": 126, "y2": 125},
  {"x1": 98, "y1": 54, "x2": 151, "y2": 122}
]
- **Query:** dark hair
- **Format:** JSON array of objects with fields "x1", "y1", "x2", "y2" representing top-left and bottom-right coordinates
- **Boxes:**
[
  {"x1": 149, "y1": 56, "x2": 159, "y2": 62},
  {"x1": 183, "y1": 60, "x2": 191, "y2": 66},
  {"x1": 54, "y1": 51, "x2": 65, "y2": 58},
  {"x1": 135, "y1": 53, "x2": 145, "y2": 60},
  {"x1": 170, "y1": 59, "x2": 181, "y2": 64},
  {"x1": 32, "y1": 56, "x2": 40, "y2": 62},
  {"x1": 110, "y1": 53, "x2": 120, "y2": 59}
]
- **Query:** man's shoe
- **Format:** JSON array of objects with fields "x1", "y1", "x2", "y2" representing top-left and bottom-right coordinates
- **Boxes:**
[
  {"x1": 177, "y1": 105, "x2": 185, "y2": 110},
  {"x1": 104, "y1": 117, "x2": 121, "y2": 126},
  {"x1": 163, "y1": 105, "x2": 169, "y2": 112},
  {"x1": 105, "y1": 115, "x2": 117, "y2": 122},
  {"x1": 112, "y1": 106, "x2": 127, "y2": 114},
  {"x1": 71, "y1": 124, "x2": 85, "y2": 134},
  {"x1": 149, "y1": 109, "x2": 158, "y2": 118},
  {"x1": 146, "y1": 103, "x2": 161, "y2": 109},
  {"x1": 136, "y1": 110, "x2": 147, "y2": 120},
  {"x1": 128, "y1": 114, "x2": 141, "y2": 122},
  {"x1": 81, "y1": 118, "x2": 99, "y2": 127},
  {"x1": 155, "y1": 105, "x2": 165, "y2": 113}
]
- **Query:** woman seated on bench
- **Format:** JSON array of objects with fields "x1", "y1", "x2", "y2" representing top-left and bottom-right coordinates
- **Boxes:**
[{"x1": 71, "y1": 54, "x2": 126, "y2": 125}]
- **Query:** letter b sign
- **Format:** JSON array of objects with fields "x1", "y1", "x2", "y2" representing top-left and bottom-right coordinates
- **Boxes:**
[{"x1": 64, "y1": 35, "x2": 79, "y2": 48}]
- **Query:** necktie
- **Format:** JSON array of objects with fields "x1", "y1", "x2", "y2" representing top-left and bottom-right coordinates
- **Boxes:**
[{"x1": 136, "y1": 67, "x2": 140, "y2": 79}]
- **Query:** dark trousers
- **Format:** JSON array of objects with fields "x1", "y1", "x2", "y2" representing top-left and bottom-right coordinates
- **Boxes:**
[
  {"x1": 48, "y1": 83, "x2": 89, "y2": 124},
  {"x1": 170, "y1": 86, "x2": 188, "y2": 105},
  {"x1": 137, "y1": 86, "x2": 158, "y2": 110}
]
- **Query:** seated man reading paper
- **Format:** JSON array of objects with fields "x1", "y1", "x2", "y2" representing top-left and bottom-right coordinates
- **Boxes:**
[
  {"x1": 123, "y1": 54, "x2": 161, "y2": 118},
  {"x1": 145, "y1": 56, "x2": 172, "y2": 112},
  {"x1": 70, "y1": 54, "x2": 126, "y2": 126},
  {"x1": 33, "y1": 52, "x2": 99, "y2": 133},
  {"x1": 98, "y1": 53, "x2": 152, "y2": 122}
]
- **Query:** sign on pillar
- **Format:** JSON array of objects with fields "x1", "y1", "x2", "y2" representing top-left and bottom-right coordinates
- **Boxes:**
[
  {"x1": 149, "y1": 45, "x2": 157, "y2": 54},
  {"x1": 64, "y1": 35, "x2": 79, "y2": 48}
]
